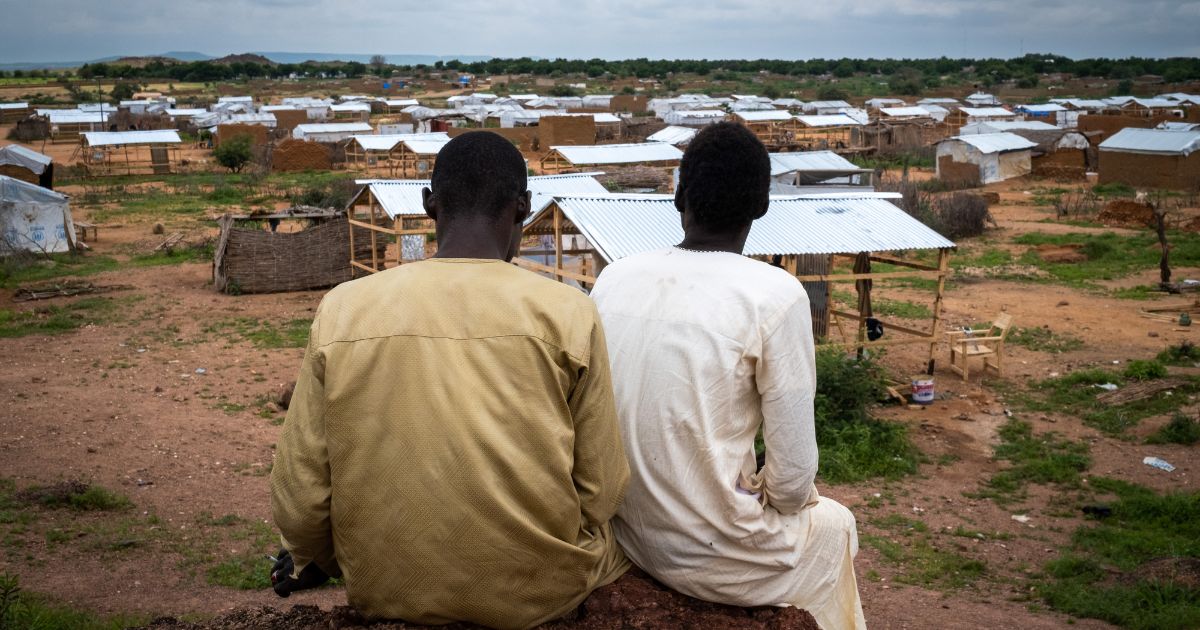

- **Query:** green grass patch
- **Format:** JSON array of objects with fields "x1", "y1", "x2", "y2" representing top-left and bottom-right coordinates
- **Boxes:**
[
  {"x1": 1012, "y1": 368, "x2": 1199, "y2": 436},
  {"x1": 0, "y1": 572, "x2": 144, "y2": 630},
  {"x1": 1014, "y1": 231, "x2": 1200, "y2": 288},
  {"x1": 1008, "y1": 326, "x2": 1085, "y2": 354},
  {"x1": 0, "y1": 297, "x2": 124, "y2": 338},
  {"x1": 862, "y1": 534, "x2": 986, "y2": 590},
  {"x1": 1111, "y1": 285, "x2": 1162, "y2": 300},
  {"x1": 16, "y1": 481, "x2": 132, "y2": 512},
  {"x1": 203, "y1": 317, "x2": 311, "y2": 349},
  {"x1": 873, "y1": 299, "x2": 933, "y2": 320},
  {"x1": 975, "y1": 419, "x2": 1090, "y2": 504},
  {"x1": 1146, "y1": 413, "x2": 1200, "y2": 446},
  {"x1": 1156, "y1": 341, "x2": 1200, "y2": 367},
  {"x1": 1036, "y1": 479, "x2": 1200, "y2": 629},
  {"x1": 1092, "y1": 182, "x2": 1137, "y2": 198},
  {"x1": 0, "y1": 253, "x2": 121, "y2": 288},
  {"x1": 202, "y1": 518, "x2": 276, "y2": 590}
]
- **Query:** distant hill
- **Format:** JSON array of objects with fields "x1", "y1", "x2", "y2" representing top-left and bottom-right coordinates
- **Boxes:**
[
  {"x1": 211, "y1": 53, "x2": 275, "y2": 66},
  {"x1": 0, "y1": 51, "x2": 489, "y2": 71},
  {"x1": 253, "y1": 52, "x2": 492, "y2": 66}
]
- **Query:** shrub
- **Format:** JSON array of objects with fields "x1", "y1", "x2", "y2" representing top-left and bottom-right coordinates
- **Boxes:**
[
  {"x1": 878, "y1": 178, "x2": 993, "y2": 240},
  {"x1": 1122, "y1": 360, "x2": 1167, "y2": 381},
  {"x1": 1156, "y1": 341, "x2": 1200, "y2": 366},
  {"x1": 292, "y1": 177, "x2": 357, "y2": 210},
  {"x1": 1146, "y1": 413, "x2": 1200, "y2": 445},
  {"x1": 214, "y1": 135, "x2": 253, "y2": 173}
]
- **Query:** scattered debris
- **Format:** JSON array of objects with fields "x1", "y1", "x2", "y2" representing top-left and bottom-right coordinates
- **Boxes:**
[
  {"x1": 194, "y1": 368, "x2": 207, "y2": 375},
  {"x1": 1097, "y1": 377, "x2": 1189, "y2": 405},
  {"x1": 1143, "y1": 456, "x2": 1176, "y2": 473},
  {"x1": 1081, "y1": 505, "x2": 1113, "y2": 518},
  {"x1": 1011, "y1": 514, "x2": 1031, "y2": 524},
  {"x1": 1094, "y1": 383, "x2": 1119, "y2": 392},
  {"x1": 12, "y1": 281, "x2": 134, "y2": 302}
]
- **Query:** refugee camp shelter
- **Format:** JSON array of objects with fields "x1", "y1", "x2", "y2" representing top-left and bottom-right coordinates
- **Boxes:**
[
  {"x1": 877, "y1": 107, "x2": 935, "y2": 122},
  {"x1": 936, "y1": 133, "x2": 1036, "y2": 184},
  {"x1": 731, "y1": 110, "x2": 794, "y2": 146},
  {"x1": 541, "y1": 142, "x2": 682, "y2": 174},
  {"x1": 519, "y1": 193, "x2": 955, "y2": 359},
  {"x1": 959, "y1": 120, "x2": 1059, "y2": 135},
  {"x1": 344, "y1": 133, "x2": 451, "y2": 177},
  {"x1": 0, "y1": 145, "x2": 54, "y2": 189},
  {"x1": 1098, "y1": 128, "x2": 1200, "y2": 190},
  {"x1": 768, "y1": 151, "x2": 875, "y2": 194},
  {"x1": 788, "y1": 115, "x2": 862, "y2": 150},
  {"x1": 646, "y1": 126, "x2": 697, "y2": 147},
  {"x1": 1014, "y1": 103, "x2": 1067, "y2": 125},
  {"x1": 0, "y1": 174, "x2": 77, "y2": 255},
  {"x1": 1009, "y1": 129, "x2": 1092, "y2": 175},
  {"x1": 0, "y1": 102, "x2": 30, "y2": 123},
  {"x1": 292, "y1": 122, "x2": 373, "y2": 143},
  {"x1": 79, "y1": 130, "x2": 182, "y2": 176},
  {"x1": 47, "y1": 111, "x2": 109, "y2": 142},
  {"x1": 346, "y1": 173, "x2": 609, "y2": 274}
]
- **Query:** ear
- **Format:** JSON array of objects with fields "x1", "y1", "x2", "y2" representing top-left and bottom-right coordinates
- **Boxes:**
[
  {"x1": 422, "y1": 187, "x2": 438, "y2": 221},
  {"x1": 512, "y1": 190, "x2": 532, "y2": 225},
  {"x1": 751, "y1": 196, "x2": 769, "y2": 221},
  {"x1": 674, "y1": 184, "x2": 685, "y2": 214}
]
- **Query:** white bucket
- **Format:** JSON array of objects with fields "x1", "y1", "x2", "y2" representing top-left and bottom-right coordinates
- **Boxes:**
[{"x1": 911, "y1": 376, "x2": 935, "y2": 404}]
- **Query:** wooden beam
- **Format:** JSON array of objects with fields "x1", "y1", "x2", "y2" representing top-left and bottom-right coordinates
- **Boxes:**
[
  {"x1": 794, "y1": 269, "x2": 947, "y2": 282},
  {"x1": 514, "y1": 258, "x2": 597, "y2": 284}
]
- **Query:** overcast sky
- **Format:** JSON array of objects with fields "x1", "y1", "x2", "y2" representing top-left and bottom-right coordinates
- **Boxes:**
[{"x1": 2, "y1": 0, "x2": 1198, "y2": 63}]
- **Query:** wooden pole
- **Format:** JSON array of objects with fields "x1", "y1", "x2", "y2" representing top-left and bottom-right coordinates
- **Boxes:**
[
  {"x1": 368, "y1": 189, "x2": 379, "y2": 272},
  {"x1": 553, "y1": 205, "x2": 564, "y2": 282},
  {"x1": 927, "y1": 248, "x2": 950, "y2": 374},
  {"x1": 348, "y1": 201, "x2": 357, "y2": 278}
]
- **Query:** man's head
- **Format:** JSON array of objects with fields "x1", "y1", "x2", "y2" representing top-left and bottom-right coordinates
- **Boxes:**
[
  {"x1": 423, "y1": 131, "x2": 531, "y2": 260},
  {"x1": 674, "y1": 122, "x2": 771, "y2": 236}
]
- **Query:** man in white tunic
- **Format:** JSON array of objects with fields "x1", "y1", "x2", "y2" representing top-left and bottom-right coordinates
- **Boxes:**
[{"x1": 590, "y1": 122, "x2": 866, "y2": 630}]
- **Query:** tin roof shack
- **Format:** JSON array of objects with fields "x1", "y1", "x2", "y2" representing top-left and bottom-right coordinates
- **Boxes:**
[
  {"x1": 330, "y1": 102, "x2": 372, "y2": 122},
  {"x1": 79, "y1": 130, "x2": 182, "y2": 176},
  {"x1": 518, "y1": 193, "x2": 955, "y2": 359},
  {"x1": 0, "y1": 102, "x2": 31, "y2": 123},
  {"x1": 347, "y1": 173, "x2": 608, "y2": 274},
  {"x1": 729, "y1": 110, "x2": 794, "y2": 148},
  {"x1": 1098, "y1": 128, "x2": 1200, "y2": 191},
  {"x1": 1008, "y1": 129, "x2": 1093, "y2": 178},
  {"x1": 0, "y1": 145, "x2": 54, "y2": 189},
  {"x1": 769, "y1": 152, "x2": 875, "y2": 194},
  {"x1": 541, "y1": 142, "x2": 682, "y2": 174},
  {"x1": 936, "y1": 133, "x2": 1036, "y2": 185},
  {"x1": 787, "y1": 115, "x2": 862, "y2": 151},
  {"x1": 0, "y1": 175, "x2": 77, "y2": 255},
  {"x1": 292, "y1": 122, "x2": 373, "y2": 143},
  {"x1": 344, "y1": 133, "x2": 451, "y2": 178},
  {"x1": 1014, "y1": 103, "x2": 1067, "y2": 126},
  {"x1": 47, "y1": 111, "x2": 110, "y2": 143},
  {"x1": 945, "y1": 107, "x2": 1019, "y2": 128},
  {"x1": 646, "y1": 125, "x2": 697, "y2": 147}
]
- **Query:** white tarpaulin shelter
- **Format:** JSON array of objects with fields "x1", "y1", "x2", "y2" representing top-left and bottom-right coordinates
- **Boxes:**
[
  {"x1": 0, "y1": 175, "x2": 76, "y2": 255},
  {"x1": 0, "y1": 145, "x2": 52, "y2": 175},
  {"x1": 936, "y1": 133, "x2": 1036, "y2": 184}
]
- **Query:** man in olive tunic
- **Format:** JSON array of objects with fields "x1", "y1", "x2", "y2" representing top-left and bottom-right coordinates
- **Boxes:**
[{"x1": 270, "y1": 131, "x2": 630, "y2": 629}]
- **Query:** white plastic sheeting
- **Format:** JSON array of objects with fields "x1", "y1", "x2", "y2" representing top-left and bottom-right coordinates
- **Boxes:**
[
  {"x1": 550, "y1": 143, "x2": 682, "y2": 166},
  {"x1": 356, "y1": 172, "x2": 609, "y2": 219},
  {"x1": 82, "y1": 130, "x2": 182, "y2": 147},
  {"x1": 937, "y1": 134, "x2": 1034, "y2": 184},
  {"x1": 0, "y1": 175, "x2": 76, "y2": 255},
  {"x1": 1100, "y1": 128, "x2": 1200, "y2": 156},
  {"x1": 293, "y1": 123, "x2": 372, "y2": 141},
  {"x1": 0, "y1": 145, "x2": 52, "y2": 175}
]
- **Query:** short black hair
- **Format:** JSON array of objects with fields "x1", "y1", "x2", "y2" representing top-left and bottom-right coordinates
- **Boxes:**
[
  {"x1": 677, "y1": 122, "x2": 770, "y2": 230},
  {"x1": 430, "y1": 131, "x2": 527, "y2": 221}
]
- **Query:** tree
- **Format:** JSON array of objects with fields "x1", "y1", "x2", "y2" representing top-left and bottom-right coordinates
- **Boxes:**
[
  {"x1": 214, "y1": 135, "x2": 253, "y2": 173},
  {"x1": 817, "y1": 85, "x2": 848, "y2": 101},
  {"x1": 109, "y1": 82, "x2": 140, "y2": 102},
  {"x1": 370, "y1": 54, "x2": 387, "y2": 71}
]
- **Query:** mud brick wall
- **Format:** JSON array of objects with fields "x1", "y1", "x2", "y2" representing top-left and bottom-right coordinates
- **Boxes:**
[
  {"x1": 271, "y1": 110, "x2": 309, "y2": 133},
  {"x1": 540, "y1": 116, "x2": 596, "y2": 147},
  {"x1": 216, "y1": 124, "x2": 269, "y2": 147},
  {"x1": 610, "y1": 95, "x2": 648, "y2": 113},
  {"x1": 937, "y1": 156, "x2": 982, "y2": 184},
  {"x1": 271, "y1": 139, "x2": 332, "y2": 172},
  {"x1": 1098, "y1": 151, "x2": 1200, "y2": 191},
  {"x1": 449, "y1": 127, "x2": 540, "y2": 153}
]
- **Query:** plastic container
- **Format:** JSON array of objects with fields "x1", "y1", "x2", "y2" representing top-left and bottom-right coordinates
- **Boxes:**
[{"x1": 911, "y1": 375, "x2": 935, "y2": 404}]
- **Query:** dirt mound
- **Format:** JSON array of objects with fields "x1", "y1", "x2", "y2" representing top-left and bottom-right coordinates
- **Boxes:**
[
  {"x1": 136, "y1": 569, "x2": 818, "y2": 630},
  {"x1": 1097, "y1": 199, "x2": 1154, "y2": 228},
  {"x1": 1035, "y1": 243, "x2": 1087, "y2": 263},
  {"x1": 272, "y1": 140, "x2": 332, "y2": 172}
]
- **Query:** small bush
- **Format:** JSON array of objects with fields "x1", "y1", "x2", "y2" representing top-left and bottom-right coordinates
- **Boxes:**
[
  {"x1": 292, "y1": 177, "x2": 357, "y2": 210},
  {"x1": 214, "y1": 135, "x2": 253, "y2": 173},
  {"x1": 1092, "y1": 182, "x2": 1136, "y2": 198},
  {"x1": 933, "y1": 192, "x2": 992, "y2": 239},
  {"x1": 1146, "y1": 413, "x2": 1200, "y2": 445},
  {"x1": 1122, "y1": 360, "x2": 1168, "y2": 381},
  {"x1": 1157, "y1": 341, "x2": 1200, "y2": 366}
]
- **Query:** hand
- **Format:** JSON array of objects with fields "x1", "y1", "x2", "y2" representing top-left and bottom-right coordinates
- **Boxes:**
[{"x1": 269, "y1": 548, "x2": 330, "y2": 597}]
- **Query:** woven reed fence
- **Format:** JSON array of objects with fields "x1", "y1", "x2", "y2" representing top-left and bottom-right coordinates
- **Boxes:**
[{"x1": 213, "y1": 214, "x2": 385, "y2": 294}]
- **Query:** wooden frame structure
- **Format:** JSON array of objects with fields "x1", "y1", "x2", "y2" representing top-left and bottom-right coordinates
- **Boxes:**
[
  {"x1": 518, "y1": 199, "x2": 954, "y2": 369},
  {"x1": 345, "y1": 182, "x2": 437, "y2": 276},
  {"x1": 781, "y1": 120, "x2": 859, "y2": 151},
  {"x1": 539, "y1": 144, "x2": 682, "y2": 175},
  {"x1": 77, "y1": 131, "x2": 182, "y2": 176}
]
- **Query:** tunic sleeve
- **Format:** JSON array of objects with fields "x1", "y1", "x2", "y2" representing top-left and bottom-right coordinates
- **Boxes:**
[
  {"x1": 756, "y1": 297, "x2": 819, "y2": 515},
  {"x1": 270, "y1": 306, "x2": 341, "y2": 578},
  {"x1": 568, "y1": 308, "x2": 630, "y2": 529}
]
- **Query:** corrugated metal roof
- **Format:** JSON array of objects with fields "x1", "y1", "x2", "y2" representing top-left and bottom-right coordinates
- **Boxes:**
[
  {"x1": 360, "y1": 173, "x2": 610, "y2": 219},
  {"x1": 917, "y1": 98, "x2": 959, "y2": 105},
  {"x1": 384, "y1": 99, "x2": 420, "y2": 107},
  {"x1": 879, "y1": 106, "x2": 934, "y2": 118},
  {"x1": 1016, "y1": 103, "x2": 1067, "y2": 113},
  {"x1": 646, "y1": 126, "x2": 697, "y2": 146},
  {"x1": 943, "y1": 132, "x2": 1036, "y2": 154},
  {"x1": 46, "y1": 111, "x2": 108, "y2": 124},
  {"x1": 352, "y1": 132, "x2": 450, "y2": 152},
  {"x1": 794, "y1": 114, "x2": 861, "y2": 127},
  {"x1": 960, "y1": 120, "x2": 1059, "y2": 134},
  {"x1": 735, "y1": 110, "x2": 793, "y2": 122},
  {"x1": 0, "y1": 102, "x2": 29, "y2": 110},
  {"x1": 804, "y1": 100, "x2": 852, "y2": 109},
  {"x1": 223, "y1": 113, "x2": 276, "y2": 125},
  {"x1": 1099, "y1": 128, "x2": 1200, "y2": 156},
  {"x1": 537, "y1": 193, "x2": 953, "y2": 262},
  {"x1": 294, "y1": 122, "x2": 372, "y2": 134},
  {"x1": 769, "y1": 151, "x2": 860, "y2": 176},
  {"x1": 403, "y1": 138, "x2": 451, "y2": 155},
  {"x1": 82, "y1": 130, "x2": 182, "y2": 147},
  {"x1": 959, "y1": 107, "x2": 1017, "y2": 117},
  {"x1": 331, "y1": 103, "x2": 371, "y2": 112},
  {"x1": 165, "y1": 108, "x2": 206, "y2": 116},
  {"x1": 551, "y1": 143, "x2": 682, "y2": 166}
]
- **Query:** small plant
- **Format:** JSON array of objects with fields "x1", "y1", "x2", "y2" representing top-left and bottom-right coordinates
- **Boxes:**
[
  {"x1": 1157, "y1": 341, "x2": 1200, "y2": 366},
  {"x1": 214, "y1": 135, "x2": 253, "y2": 173},
  {"x1": 1146, "y1": 413, "x2": 1200, "y2": 445},
  {"x1": 1122, "y1": 360, "x2": 1167, "y2": 382},
  {"x1": 976, "y1": 419, "x2": 1091, "y2": 503},
  {"x1": 1008, "y1": 326, "x2": 1085, "y2": 354}
]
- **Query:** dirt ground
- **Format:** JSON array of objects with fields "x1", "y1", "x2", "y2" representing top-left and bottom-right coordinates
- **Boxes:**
[{"x1": 1, "y1": 169, "x2": 1197, "y2": 629}]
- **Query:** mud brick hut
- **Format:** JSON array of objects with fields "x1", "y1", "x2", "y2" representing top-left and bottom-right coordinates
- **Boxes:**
[
  {"x1": 540, "y1": 142, "x2": 682, "y2": 175},
  {"x1": 519, "y1": 192, "x2": 955, "y2": 364},
  {"x1": 935, "y1": 132, "x2": 1036, "y2": 185},
  {"x1": 79, "y1": 130, "x2": 182, "y2": 176},
  {"x1": 0, "y1": 145, "x2": 54, "y2": 189},
  {"x1": 346, "y1": 173, "x2": 608, "y2": 274},
  {"x1": 344, "y1": 132, "x2": 451, "y2": 177},
  {"x1": 1098, "y1": 128, "x2": 1200, "y2": 190}
]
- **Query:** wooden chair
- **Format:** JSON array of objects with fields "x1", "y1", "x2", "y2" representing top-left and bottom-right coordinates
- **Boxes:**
[{"x1": 946, "y1": 313, "x2": 1013, "y2": 382}]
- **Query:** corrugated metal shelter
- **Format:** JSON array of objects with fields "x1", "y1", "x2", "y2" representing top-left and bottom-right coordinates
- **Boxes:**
[
  {"x1": 0, "y1": 174, "x2": 77, "y2": 255},
  {"x1": 959, "y1": 120, "x2": 1059, "y2": 135},
  {"x1": 1, "y1": 102, "x2": 32, "y2": 123},
  {"x1": 663, "y1": 109, "x2": 726, "y2": 127},
  {"x1": 344, "y1": 132, "x2": 451, "y2": 176},
  {"x1": 519, "y1": 192, "x2": 955, "y2": 358},
  {"x1": 936, "y1": 132, "x2": 1036, "y2": 184},
  {"x1": 346, "y1": 173, "x2": 610, "y2": 274},
  {"x1": 646, "y1": 126, "x2": 697, "y2": 146},
  {"x1": 1098, "y1": 128, "x2": 1200, "y2": 190},
  {"x1": 878, "y1": 107, "x2": 934, "y2": 121},
  {"x1": 768, "y1": 151, "x2": 874, "y2": 194},
  {"x1": 541, "y1": 142, "x2": 682, "y2": 174},
  {"x1": 46, "y1": 110, "x2": 109, "y2": 142},
  {"x1": 292, "y1": 122, "x2": 373, "y2": 142},
  {"x1": 80, "y1": 130, "x2": 183, "y2": 176},
  {"x1": 0, "y1": 145, "x2": 54, "y2": 189}
]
